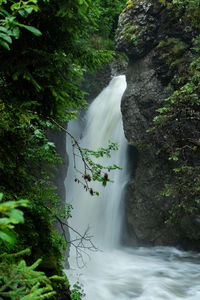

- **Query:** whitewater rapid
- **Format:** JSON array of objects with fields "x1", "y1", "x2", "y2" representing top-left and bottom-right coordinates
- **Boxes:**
[{"x1": 68, "y1": 247, "x2": 200, "y2": 300}]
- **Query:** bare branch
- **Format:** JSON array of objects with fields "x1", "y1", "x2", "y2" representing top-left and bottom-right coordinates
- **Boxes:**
[{"x1": 44, "y1": 204, "x2": 99, "y2": 268}]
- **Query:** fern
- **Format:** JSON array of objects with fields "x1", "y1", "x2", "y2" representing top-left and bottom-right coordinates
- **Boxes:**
[
  {"x1": 0, "y1": 198, "x2": 56, "y2": 300},
  {"x1": 0, "y1": 256, "x2": 56, "y2": 300}
]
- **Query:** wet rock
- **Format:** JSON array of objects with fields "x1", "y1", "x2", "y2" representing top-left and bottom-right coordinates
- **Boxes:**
[
  {"x1": 47, "y1": 128, "x2": 70, "y2": 268},
  {"x1": 120, "y1": 51, "x2": 178, "y2": 246},
  {"x1": 83, "y1": 58, "x2": 128, "y2": 104}
]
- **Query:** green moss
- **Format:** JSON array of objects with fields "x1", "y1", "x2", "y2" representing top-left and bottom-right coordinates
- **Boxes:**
[
  {"x1": 170, "y1": 57, "x2": 186, "y2": 69},
  {"x1": 156, "y1": 38, "x2": 187, "y2": 68},
  {"x1": 123, "y1": 0, "x2": 140, "y2": 12},
  {"x1": 123, "y1": 33, "x2": 137, "y2": 45},
  {"x1": 124, "y1": 24, "x2": 138, "y2": 33},
  {"x1": 120, "y1": 22, "x2": 138, "y2": 45}
]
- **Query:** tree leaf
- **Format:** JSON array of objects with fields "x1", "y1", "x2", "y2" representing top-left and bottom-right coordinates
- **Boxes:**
[
  {"x1": 0, "y1": 217, "x2": 11, "y2": 226},
  {"x1": 0, "y1": 33, "x2": 12, "y2": 43},
  {"x1": 0, "y1": 39, "x2": 10, "y2": 50},
  {"x1": 0, "y1": 229, "x2": 16, "y2": 244},
  {"x1": 7, "y1": 208, "x2": 24, "y2": 224},
  {"x1": 23, "y1": 25, "x2": 42, "y2": 36},
  {"x1": 0, "y1": 201, "x2": 18, "y2": 212},
  {"x1": 12, "y1": 27, "x2": 20, "y2": 39},
  {"x1": 0, "y1": 26, "x2": 9, "y2": 33}
]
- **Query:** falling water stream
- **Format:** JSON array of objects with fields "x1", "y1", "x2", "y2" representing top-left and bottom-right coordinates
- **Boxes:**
[{"x1": 65, "y1": 76, "x2": 200, "y2": 300}]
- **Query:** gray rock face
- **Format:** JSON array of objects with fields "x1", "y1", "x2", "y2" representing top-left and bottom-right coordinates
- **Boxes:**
[
  {"x1": 83, "y1": 59, "x2": 128, "y2": 104},
  {"x1": 116, "y1": 1, "x2": 200, "y2": 249},
  {"x1": 116, "y1": 1, "x2": 161, "y2": 59},
  {"x1": 47, "y1": 129, "x2": 68, "y2": 206},
  {"x1": 115, "y1": 0, "x2": 187, "y2": 60},
  {"x1": 47, "y1": 129, "x2": 70, "y2": 267},
  {"x1": 122, "y1": 52, "x2": 178, "y2": 246},
  {"x1": 122, "y1": 53, "x2": 165, "y2": 145}
]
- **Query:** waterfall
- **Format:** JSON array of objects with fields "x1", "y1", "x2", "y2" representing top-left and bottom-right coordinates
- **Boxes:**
[
  {"x1": 65, "y1": 76, "x2": 200, "y2": 300},
  {"x1": 66, "y1": 75, "x2": 128, "y2": 250}
]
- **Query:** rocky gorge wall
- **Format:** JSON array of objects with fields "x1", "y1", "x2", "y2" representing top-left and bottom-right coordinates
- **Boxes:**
[{"x1": 116, "y1": 0, "x2": 200, "y2": 249}]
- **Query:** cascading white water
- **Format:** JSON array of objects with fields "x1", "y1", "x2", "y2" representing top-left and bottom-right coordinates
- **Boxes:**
[
  {"x1": 66, "y1": 75, "x2": 128, "y2": 250},
  {"x1": 65, "y1": 76, "x2": 200, "y2": 300}
]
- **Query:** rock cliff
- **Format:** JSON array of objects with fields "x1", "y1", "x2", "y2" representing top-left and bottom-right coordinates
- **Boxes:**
[{"x1": 116, "y1": 0, "x2": 200, "y2": 249}]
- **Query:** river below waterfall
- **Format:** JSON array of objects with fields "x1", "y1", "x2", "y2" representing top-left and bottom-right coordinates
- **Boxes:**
[
  {"x1": 65, "y1": 76, "x2": 200, "y2": 300},
  {"x1": 68, "y1": 247, "x2": 200, "y2": 300}
]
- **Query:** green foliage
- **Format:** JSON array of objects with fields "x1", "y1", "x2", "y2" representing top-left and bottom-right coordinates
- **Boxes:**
[
  {"x1": 87, "y1": 0, "x2": 126, "y2": 49},
  {"x1": 0, "y1": 104, "x2": 65, "y2": 261},
  {"x1": 81, "y1": 142, "x2": 122, "y2": 192},
  {"x1": 156, "y1": 38, "x2": 187, "y2": 69},
  {"x1": 0, "y1": 0, "x2": 42, "y2": 50},
  {"x1": 158, "y1": 0, "x2": 200, "y2": 28},
  {"x1": 150, "y1": 32, "x2": 200, "y2": 222},
  {"x1": 70, "y1": 137, "x2": 122, "y2": 196},
  {"x1": 119, "y1": 22, "x2": 138, "y2": 45},
  {"x1": 0, "y1": 193, "x2": 28, "y2": 245},
  {"x1": 0, "y1": 248, "x2": 72, "y2": 299},
  {"x1": 163, "y1": 166, "x2": 200, "y2": 224},
  {"x1": 0, "y1": 0, "x2": 114, "y2": 124},
  {"x1": 0, "y1": 256, "x2": 56, "y2": 299},
  {"x1": 70, "y1": 283, "x2": 84, "y2": 300},
  {"x1": 0, "y1": 202, "x2": 59, "y2": 300}
]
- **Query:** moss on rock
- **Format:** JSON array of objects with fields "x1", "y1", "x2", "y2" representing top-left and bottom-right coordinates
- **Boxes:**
[{"x1": 124, "y1": 0, "x2": 140, "y2": 12}]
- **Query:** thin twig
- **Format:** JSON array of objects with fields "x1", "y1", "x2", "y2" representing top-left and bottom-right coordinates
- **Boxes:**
[{"x1": 44, "y1": 205, "x2": 99, "y2": 268}]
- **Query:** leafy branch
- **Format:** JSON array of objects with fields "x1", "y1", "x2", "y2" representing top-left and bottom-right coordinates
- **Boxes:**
[{"x1": 50, "y1": 118, "x2": 122, "y2": 196}]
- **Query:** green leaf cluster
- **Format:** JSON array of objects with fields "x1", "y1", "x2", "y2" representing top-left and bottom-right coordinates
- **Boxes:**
[
  {"x1": 81, "y1": 142, "x2": 122, "y2": 190},
  {"x1": 0, "y1": 0, "x2": 42, "y2": 50},
  {"x1": 70, "y1": 283, "x2": 84, "y2": 300}
]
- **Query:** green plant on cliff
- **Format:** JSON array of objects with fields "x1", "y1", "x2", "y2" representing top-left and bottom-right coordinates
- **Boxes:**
[
  {"x1": 149, "y1": 0, "x2": 200, "y2": 223},
  {"x1": 120, "y1": 22, "x2": 138, "y2": 45},
  {"x1": 158, "y1": 0, "x2": 200, "y2": 28},
  {"x1": 156, "y1": 38, "x2": 187, "y2": 69}
]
